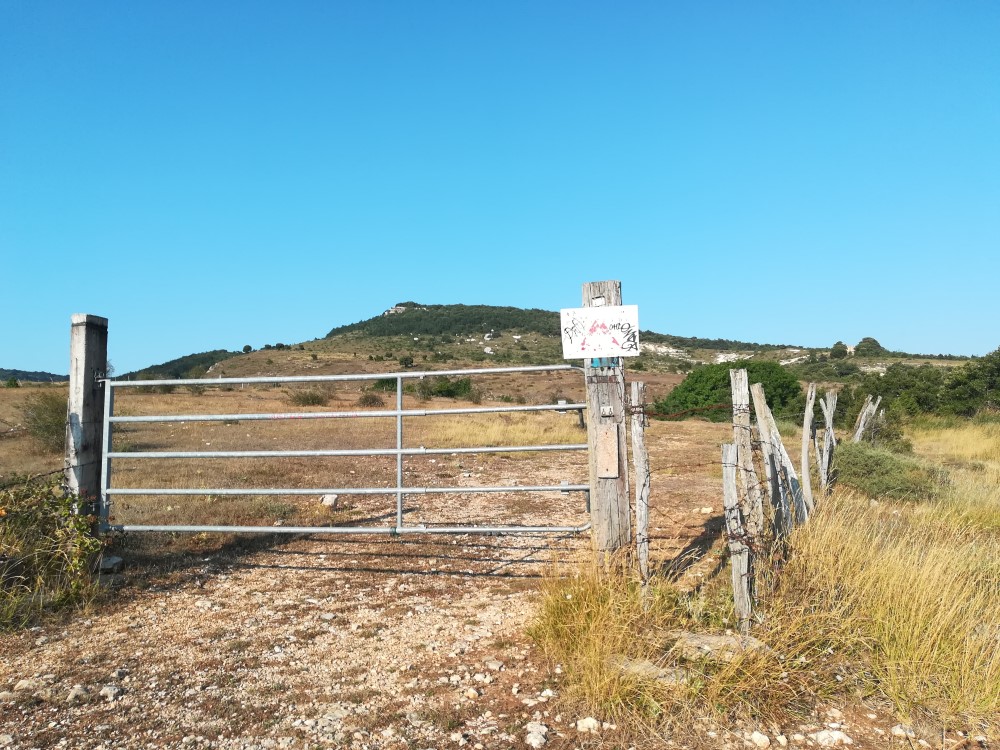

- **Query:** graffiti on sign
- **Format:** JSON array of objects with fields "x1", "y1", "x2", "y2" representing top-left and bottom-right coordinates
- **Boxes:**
[{"x1": 560, "y1": 305, "x2": 640, "y2": 359}]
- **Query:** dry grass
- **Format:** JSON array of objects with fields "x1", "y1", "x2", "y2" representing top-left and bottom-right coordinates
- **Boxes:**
[
  {"x1": 781, "y1": 490, "x2": 1000, "y2": 731},
  {"x1": 530, "y1": 559, "x2": 855, "y2": 729},
  {"x1": 533, "y1": 419, "x2": 1000, "y2": 738}
]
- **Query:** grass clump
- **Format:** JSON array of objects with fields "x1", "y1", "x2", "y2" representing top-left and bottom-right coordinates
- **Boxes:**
[
  {"x1": 782, "y1": 492, "x2": 1000, "y2": 730},
  {"x1": 834, "y1": 441, "x2": 944, "y2": 500},
  {"x1": 357, "y1": 392, "x2": 385, "y2": 408},
  {"x1": 530, "y1": 561, "x2": 852, "y2": 728},
  {"x1": 1, "y1": 478, "x2": 101, "y2": 628},
  {"x1": 20, "y1": 391, "x2": 66, "y2": 453},
  {"x1": 288, "y1": 386, "x2": 334, "y2": 406}
]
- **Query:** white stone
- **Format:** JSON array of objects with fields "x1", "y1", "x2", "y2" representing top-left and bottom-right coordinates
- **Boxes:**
[
  {"x1": 576, "y1": 717, "x2": 601, "y2": 734},
  {"x1": 750, "y1": 730, "x2": 771, "y2": 748},
  {"x1": 891, "y1": 725, "x2": 915, "y2": 739},
  {"x1": 320, "y1": 494, "x2": 340, "y2": 508},
  {"x1": 66, "y1": 685, "x2": 93, "y2": 705},
  {"x1": 525, "y1": 733, "x2": 546, "y2": 749},
  {"x1": 775, "y1": 735, "x2": 788, "y2": 747},
  {"x1": 99, "y1": 685, "x2": 122, "y2": 702},
  {"x1": 808, "y1": 730, "x2": 853, "y2": 746},
  {"x1": 464, "y1": 687, "x2": 479, "y2": 700}
]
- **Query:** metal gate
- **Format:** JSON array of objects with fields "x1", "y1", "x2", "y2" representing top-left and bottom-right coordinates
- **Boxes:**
[{"x1": 99, "y1": 365, "x2": 591, "y2": 535}]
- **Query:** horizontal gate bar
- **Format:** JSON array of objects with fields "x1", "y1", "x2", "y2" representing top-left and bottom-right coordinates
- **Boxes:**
[
  {"x1": 110, "y1": 402, "x2": 586, "y2": 424},
  {"x1": 103, "y1": 522, "x2": 592, "y2": 535},
  {"x1": 106, "y1": 364, "x2": 582, "y2": 388},
  {"x1": 108, "y1": 443, "x2": 589, "y2": 459},
  {"x1": 106, "y1": 483, "x2": 590, "y2": 496}
]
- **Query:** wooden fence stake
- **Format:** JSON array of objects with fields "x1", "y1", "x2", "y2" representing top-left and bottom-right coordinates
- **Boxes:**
[
  {"x1": 64, "y1": 314, "x2": 109, "y2": 524},
  {"x1": 722, "y1": 443, "x2": 752, "y2": 634},
  {"x1": 630, "y1": 381, "x2": 651, "y2": 582},
  {"x1": 750, "y1": 382, "x2": 807, "y2": 526},
  {"x1": 801, "y1": 383, "x2": 817, "y2": 513},
  {"x1": 852, "y1": 394, "x2": 881, "y2": 443},
  {"x1": 730, "y1": 369, "x2": 764, "y2": 538},
  {"x1": 582, "y1": 281, "x2": 631, "y2": 558},
  {"x1": 819, "y1": 391, "x2": 838, "y2": 494}
]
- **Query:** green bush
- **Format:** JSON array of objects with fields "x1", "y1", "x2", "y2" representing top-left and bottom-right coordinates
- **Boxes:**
[
  {"x1": 653, "y1": 360, "x2": 803, "y2": 422},
  {"x1": 415, "y1": 376, "x2": 478, "y2": 401},
  {"x1": 830, "y1": 341, "x2": 849, "y2": 359},
  {"x1": 4, "y1": 377, "x2": 19, "y2": 388},
  {"x1": 834, "y1": 442, "x2": 943, "y2": 501},
  {"x1": 1, "y1": 479, "x2": 101, "y2": 628},
  {"x1": 20, "y1": 391, "x2": 66, "y2": 453},
  {"x1": 854, "y1": 337, "x2": 886, "y2": 357},
  {"x1": 939, "y1": 347, "x2": 1000, "y2": 416},
  {"x1": 357, "y1": 392, "x2": 385, "y2": 408},
  {"x1": 371, "y1": 378, "x2": 397, "y2": 392},
  {"x1": 289, "y1": 387, "x2": 332, "y2": 406}
]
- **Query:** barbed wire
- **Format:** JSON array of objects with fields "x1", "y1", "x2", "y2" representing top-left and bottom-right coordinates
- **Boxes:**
[{"x1": 0, "y1": 462, "x2": 98, "y2": 493}]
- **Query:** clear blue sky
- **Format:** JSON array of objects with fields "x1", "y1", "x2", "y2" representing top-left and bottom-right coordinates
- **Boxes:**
[{"x1": 2, "y1": 1, "x2": 998, "y2": 374}]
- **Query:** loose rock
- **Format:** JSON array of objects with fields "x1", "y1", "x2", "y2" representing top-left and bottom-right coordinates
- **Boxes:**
[
  {"x1": 66, "y1": 685, "x2": 93, "y2": 705},
  {"x1": 750, "y1": 730, "x2": 771, "y2": 748},
  {"x1": 576, "y1": 717, "x2": 601, "y2": 734},
  {"x1": 808, "y1": 730, "x2": 853, "y2": 746}
]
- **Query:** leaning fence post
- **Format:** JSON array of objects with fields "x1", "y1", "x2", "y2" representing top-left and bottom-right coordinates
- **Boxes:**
[
  {"x1": 582, "y1": 281, "x2": 631, "y2": 559},
  {"x1": 64, "y1": 314, "x2": 109, "y2": 526},
  {"x1": 722, "y1": 443, "x2": 752, "y2": 634},
  {"x1": 819, "y1": 391, "x2": 838, "y2": 494},
  {"x1": 801, "y1": 383, "x2": 817, "y2": 513},
  {"x1": 629, "y1": 381, "x2": 651, "y2": 582}
]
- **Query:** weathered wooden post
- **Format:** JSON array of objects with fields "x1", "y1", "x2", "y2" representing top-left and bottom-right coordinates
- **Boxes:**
[
  {"x1": 64, "y1": 314, "x2": 108, "y2": 523},
  {"x1": 801, "y1": 383, "x2": 817, "y2": 513},
  {"x1": 629, "y1": 381, "x2": 651, "y2": 581},
  {"x1": 582, "y1": 281, "x2": 631, "y2": 558},
  {"x1": 730, "y1": 369, "x2": 764, "y2": 538},
  {"x1": 722, "y1": 443, "x2": 752, "y2": 634},
  {"x1": 819, "y1": 391, "x2": 838, "y2": 494}
]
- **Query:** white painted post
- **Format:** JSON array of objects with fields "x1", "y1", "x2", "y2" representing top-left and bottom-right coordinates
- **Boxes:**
[
  {"x1": 64, "y1": 314, "x2": 109, "y2": 523},
  {"x1": 722, "y1": 443, "x2": 752, "y2": 634},
  {"x1": 582, "y1": 281, "x2": 631, "y2": 558},
  {"x1": 630, "y1": 381, "x2": 651, "y2": 582}
]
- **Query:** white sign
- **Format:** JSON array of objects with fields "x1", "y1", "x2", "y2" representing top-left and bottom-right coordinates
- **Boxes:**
[{"x1": 560, "y1": 305, "x2": 640, "y2": 359}]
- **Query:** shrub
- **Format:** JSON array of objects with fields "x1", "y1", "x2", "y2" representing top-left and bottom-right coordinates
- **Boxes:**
[
  {"x1": 357, "y1": 393, "x2": 385, "y2": 408},
  {"x1": 830, "y1": 341, "x2": 849, "y2": 359},
  {"x1": 4, "y1": 377, "x2": 19, "y2": 388},
  {"x1": 854, "y1": 336, "x2": 886, "y2": 357},
  {"x1": 834, "y1": 442, "x2": 944, "y2": 500},
  {"x1": 415, "y1": 376, "x2": 478, "y2": 401},
  {"x1": 371, "y1": 378, "x2": 397, "y2": 392},
  {"x1": 653, "y1": 361, "x2": 802, "y2": 422},
  {"x1": 398, "y1": 356, "x2": 414, "y2": 368},
  {"x1": 311, "y1": 353, "x2": 318, "y2": 361},
  {"x1": 289, "y1": 387, "x2": 332, "y2": 406},
  {"x1": 1, "y1": 478, "x2": 101, "y2": 628},
  {"x1": 21, "y1": 391, "x2": 66, "y2": 453},
  {"x1": 242, "y1": 345, "x2": 252, "y2": 354}
]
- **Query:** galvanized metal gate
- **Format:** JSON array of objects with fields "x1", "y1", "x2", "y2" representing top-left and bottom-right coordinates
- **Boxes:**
[{"x1": 98, "y1": 365, "x2": 591, "y2": 535}]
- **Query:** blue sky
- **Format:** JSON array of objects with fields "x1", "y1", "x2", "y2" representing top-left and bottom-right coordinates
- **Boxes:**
[{"x1": 2, "y1": 1, "x2": 998, "y2": 374}]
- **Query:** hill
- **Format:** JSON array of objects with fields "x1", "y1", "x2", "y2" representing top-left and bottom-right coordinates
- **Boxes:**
[
  {"x1": 1, "y1": 368, "x2": 68, "y2": 383},
  {"x1": 123, "y1": 350, "x2": 241, "y2": 380}
]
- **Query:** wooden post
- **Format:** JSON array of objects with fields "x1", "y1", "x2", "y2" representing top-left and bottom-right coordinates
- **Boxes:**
[
  {"x1": 64, "y1": 314, "x2": 109, "y2": 520},
  {"x1": 750, "y1": 383, "x2": 807, "y2": 526},
  {"x1": 852, "y1": 394, "x2": 882, "y2": 443},
  {"x1": 730, "y1": 369, "x2": 764, "y2": 538},
  {"x1": 801, "y1": 383, "x2": 817, "y2": 513},
  {"x1": 630, "y1": 381, "x2": 651, "y2": 582},
  {"x1": 582, "y1": 281, "x2": 631, "y2": 557},
  {"x1": 819, "y1": 391, "x2": 838, "y2": 494},
  {"x1": 722, "y1": 443, "x2": 752, "y2": 634}
]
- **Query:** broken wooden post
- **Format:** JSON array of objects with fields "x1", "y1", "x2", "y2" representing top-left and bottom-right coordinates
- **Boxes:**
[
  {"x1": 64, "y1": 314, "x2": 109, "y2": 524},
  {"x1": 630, "y1": 381, "x2": 651, "y2": 582},
  {"x1": 722, "y1": 443, "x2": 752, "y2": 634},
  {"x1": 852, "y1": 394, "x2": 882, "y2": 443},
  {"x1": 819, "y1": 391, "x2": 838, "y2": 494},
  {"x1": 730, "y1": 369, "x2": 764, "y2": 539},
  {"x1": 801, "y1": 383, "x2": 817, "y2": 513},
  {"x1": 582, "y1": 281, "x2": 631, "y2": 557},
  {"x1": 750, "y1": 383, "x2": 807, "y2": 526}
]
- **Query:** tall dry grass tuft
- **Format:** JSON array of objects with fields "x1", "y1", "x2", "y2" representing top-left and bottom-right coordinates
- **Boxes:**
[
  {"x1": 530, "y1": 558, "x2": 855, "y2": 728},
  {"x1": 781, "y1": 491, "x2": 1000, "y2": 729}
]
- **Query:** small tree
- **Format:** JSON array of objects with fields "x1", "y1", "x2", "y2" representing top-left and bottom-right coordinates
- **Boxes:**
[
  {"x1": 4, "y1": 377, "x2": 19, "y2": 388},
  {"x1": 830, "y1": 341, "x2": 849, "y2": 359},
  {"x1": 242, "y1": 345, "x2": 253, "y2": 354},
  {"x1": 398, "y1": 356, "x2": 414, "y2": 368}
]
